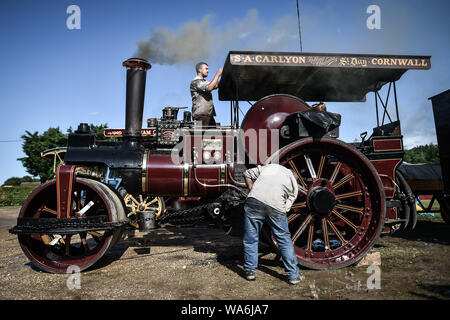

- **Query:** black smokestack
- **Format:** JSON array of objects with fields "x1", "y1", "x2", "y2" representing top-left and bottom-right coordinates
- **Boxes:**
[{"x1": 122, "y1": 58, "x2": 151, "y2": 139}]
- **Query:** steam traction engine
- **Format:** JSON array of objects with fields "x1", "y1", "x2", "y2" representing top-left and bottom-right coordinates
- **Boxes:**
[{"x1": 10, "y1": 52, "x2": 431, "y2": 273}]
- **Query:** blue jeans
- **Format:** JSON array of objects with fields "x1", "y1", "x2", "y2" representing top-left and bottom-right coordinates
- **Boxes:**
[{"x1": 243, "y1": 197, "x2": 299, "y2": 281}]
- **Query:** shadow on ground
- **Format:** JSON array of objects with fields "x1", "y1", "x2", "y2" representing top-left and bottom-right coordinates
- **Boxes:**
[
  {"x1": 409, "y1": 284, "x2": 450, "y2": 300},
  {"x1": 391, "y1": 219, "x2": 450, "y2": 245},
  {"x1": 97, "y1": 222, "x2": 287, "y2": 282}
]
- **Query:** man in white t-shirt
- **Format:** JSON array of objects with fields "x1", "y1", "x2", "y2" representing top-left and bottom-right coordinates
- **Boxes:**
[{"x1": 243, "y1": 163, "x2": 305, "y2": 285}]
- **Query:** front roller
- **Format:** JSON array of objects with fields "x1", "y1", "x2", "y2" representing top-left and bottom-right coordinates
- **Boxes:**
[
  {"x1": 10, "y1": 177, "x2": 127, "y2": 273},
  {"x1": 263, "y1": 138, "x2": 386, "y2": 270}
]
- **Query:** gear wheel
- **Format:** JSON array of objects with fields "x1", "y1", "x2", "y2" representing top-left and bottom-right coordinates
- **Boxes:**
[{"x1": 124, "y1": 194, "x2": 165, "y2": 228}]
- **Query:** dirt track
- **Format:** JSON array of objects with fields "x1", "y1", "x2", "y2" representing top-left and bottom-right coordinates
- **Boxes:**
[{"x1": 0, "y1": 206, "x2": 449, "y2": 300}]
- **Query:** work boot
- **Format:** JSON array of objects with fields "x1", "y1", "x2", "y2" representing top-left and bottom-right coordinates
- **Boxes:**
[
  {"x1": 245, "y1": 270, "x2": 256, "y2": 281},
  {"x1": 288, "y1": 272, "x2": 305, "y2": 285}
]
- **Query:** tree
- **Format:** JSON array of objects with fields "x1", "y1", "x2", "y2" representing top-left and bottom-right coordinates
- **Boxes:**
[
  {"x1": 2, "y1": 175, "x2": 40, "y2": 186},
  {"x1": 18, "y1": 124, "x2": 109, "y2": 183},
  {"x1": 404, "y1": 143, "x2": 440, "y2": 164},
  {"x1": 18, "y1": 127, "x2": 68, "y2": 182},
  {"x1": 2, "y1": 177, "x2": 23, "y2": 186}
]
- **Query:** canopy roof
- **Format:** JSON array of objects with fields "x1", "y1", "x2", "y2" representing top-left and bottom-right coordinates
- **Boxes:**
[{"x1": 218, "y1": 51, "x2": 431, "y2": 102}]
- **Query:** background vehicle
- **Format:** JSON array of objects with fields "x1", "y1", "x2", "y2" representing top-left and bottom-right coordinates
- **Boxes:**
[{"x1": 397, "y1": 89, "x2": 450, "y2": 224}]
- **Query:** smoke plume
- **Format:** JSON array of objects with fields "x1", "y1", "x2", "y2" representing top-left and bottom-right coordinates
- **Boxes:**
[{"x1": 135, "y1": 9, "x2": 297, "y2": 65}]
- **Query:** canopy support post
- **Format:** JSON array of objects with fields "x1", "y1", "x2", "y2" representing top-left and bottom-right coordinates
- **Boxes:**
[{"x1": 393, "y1": 81, "x2": 401, "y2": 134}]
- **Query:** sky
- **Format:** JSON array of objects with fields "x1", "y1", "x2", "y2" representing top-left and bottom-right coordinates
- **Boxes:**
[{"x1": 0, "y1": 0, "x2": 449, "y2": 184}]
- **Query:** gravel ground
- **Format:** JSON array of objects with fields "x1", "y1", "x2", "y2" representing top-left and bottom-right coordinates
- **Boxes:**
[{"x1": 1, "y1": 206, "x2": 449, "y2": 300}]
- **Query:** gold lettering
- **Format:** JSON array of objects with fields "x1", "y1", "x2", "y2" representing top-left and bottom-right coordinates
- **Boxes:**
[
  {"x1": 299, "y1": 56, "x2": 306, "y2": 64},
  {"x1": 284, "y1": 56, "x2": 292, "y2": 63},
  {"x1": 377, "y1": 58, "x2": 383, "y2": 65},
  {"x1": 270, "y1": 55, "x2": 279, "y2": 63},
  {"x1": 233, "y1": 55, "x2": 241, "y2": 63},
  {"x1": 262, "y1": 55, "x2": 270, "y2": 63},
  {"x1": 384, "y1": 58, "x2": 390, "y2": 65},
  {"x1": 243, "y1": 55, "x2": 252, "y2": 63},
  {"x1": 421, "y1": 59, "x2": 427, "y2": 67},
  {"x1": 255, "y1": 55, "x2": 262, "y2": 63},
  {"x1": 407, "y1": 59, "x2": 414, "y2": 66},
  {"x1": 398, "y1": 59, "x2": 408, "y2": 66},
  {"x1": 390, "y1": 58, "x2": 397, "y2": 65},
  {"x1": 371, "y1": 58, "x2": 377, "y2": 65},
  {"x1": 292, "y1": 56, "x2": 299, "y2": 63}
]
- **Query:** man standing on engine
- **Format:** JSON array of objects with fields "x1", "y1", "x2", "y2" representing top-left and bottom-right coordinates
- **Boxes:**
[
  {"x1": 243, "y1": 163, "x2": 305, "y2": 285},
  {"x1": 190, "y1": 62, "x2": 222, "y2": 126}
]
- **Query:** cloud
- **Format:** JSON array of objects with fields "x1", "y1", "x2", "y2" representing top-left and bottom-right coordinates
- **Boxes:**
[{"x1": 403, "y1": 133, "x2": 437, "y2": 149}]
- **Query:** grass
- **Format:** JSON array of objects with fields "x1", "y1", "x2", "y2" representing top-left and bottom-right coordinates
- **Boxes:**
[
  {"x1": 0, "y1": 186, "x2": 35, "y2": 206},
  {"x1": 417, "y1": 199, "x2": 440, "y2": 211},
  {"x1": 416, "y1": 199, "x2": 444, "y2": 223}
]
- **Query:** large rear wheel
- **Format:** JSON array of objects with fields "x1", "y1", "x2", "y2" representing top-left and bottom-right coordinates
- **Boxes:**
[{"x1": 265, "y1": 138, "x2": 386, "y2": 270}]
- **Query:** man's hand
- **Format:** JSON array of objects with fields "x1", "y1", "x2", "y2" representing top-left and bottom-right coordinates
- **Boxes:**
[{"x1": 207, "y1": 68, "x2": 223, "y2": 91}]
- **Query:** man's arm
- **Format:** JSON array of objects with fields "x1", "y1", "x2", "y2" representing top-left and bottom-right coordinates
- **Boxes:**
[
  {"x1": 243, "y1": 166, "x2": 262, "y2": 192},
  {"x1": 207, "y1": 68, "x2": 223, "y2": 91},
  {"x1": 285, "y1": 172, "x2": 299, "y2": 212},
  {"x1": 245, "y1": 177, "x2": 254, "y2": 191}
]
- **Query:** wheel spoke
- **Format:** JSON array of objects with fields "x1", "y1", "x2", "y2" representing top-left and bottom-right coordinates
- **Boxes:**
[
  {"x1": 332, "y1": 209, "x2": 358, "y2": 231},
  {"x1": 41, "y1": 206, "x2": 57, "y2": 215},
  {"x1": 88, "y1": 231, "x2": 103, "y2": 243},
  {"x1": 329, "y1": 162, "x2": 342, "y2": 184},
  {"x1": 76, "y1": 191, "x2": 81, "y2": 211},
  {"x1": 287, "y1": 213, "x2": 301, "y2": 223},
  {"x1": 80, "y1": 233, "x2": 89, "y2": 253},
  {"x1": 304, "y1": 154, "x2": 317, "y2": 180},
  {"x1": 335, "y1": 203, "x2": 364, "y2": 215},
  {"x1": 326, "y1": 219, "x2": 347, "y2": 244},
  {"x1": 65, "y1": 235, "x2": 72, "y2": 256},
  {"x1": 130, "y1": 196, "x2": 140, "y2": 206},
  {"x1": 317, "y1": 155, "x2": 326, "y2": 179},
  {"x1": 288, "y1": 160, "x2": 307, "y2": 189},
  {"x1": 306, "y1": 223, "x2": 315, "y2": 251},
  {"x1": 322, "y1": 218, "x2": 330, "y2": 251},
  {"x1": 291, "y1": 201, "x2": 306, "y2": 209},
  {"x1": 335, "y1": 190, "x2": 363, "y2": 200},
  {"x1": 332, "y1": 173, "x2": 355, "y2": 190},
  {"x1": 88, "y1": 231, "x2": 103, "y2": 238},
  {"x1": 291, "y1": 213, "x2": 313, "y2": 243},
  {"x1": 298, "y1": 185, "x2": 308, "y2": 196}
]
